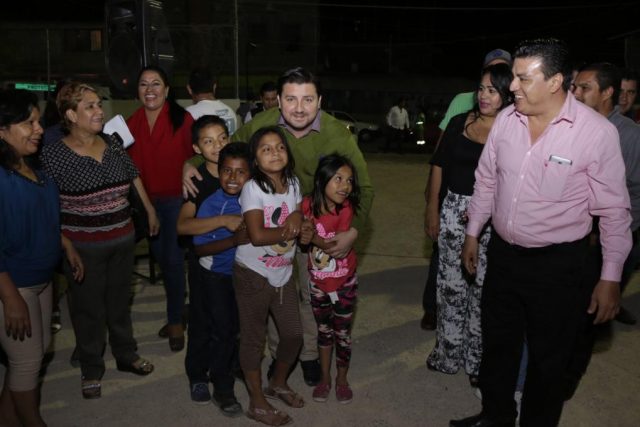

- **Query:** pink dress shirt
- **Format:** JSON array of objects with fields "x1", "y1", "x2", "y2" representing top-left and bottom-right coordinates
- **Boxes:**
[{"x1": 466, "y1": 93, "x2": 631, "y2": 281}]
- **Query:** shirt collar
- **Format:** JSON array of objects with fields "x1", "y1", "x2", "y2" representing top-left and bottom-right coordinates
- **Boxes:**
[
  {"x1": 277, "y1": 110, "x2": 322, "y2": 137},
  {"x1": 607, "y1": 105, "x2": 622, "y2": 120}
]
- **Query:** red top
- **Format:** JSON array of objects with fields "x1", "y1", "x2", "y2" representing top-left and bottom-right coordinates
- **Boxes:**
[
  {"x1": 127, "y1": 103, "x2": 194, "y2": 199},
  {"x1": 302, "y1": 196, "x2": 357, "y2": 293}
]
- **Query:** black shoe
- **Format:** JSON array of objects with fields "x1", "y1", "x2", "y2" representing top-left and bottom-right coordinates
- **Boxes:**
[
  {"x1": 615, "y1": 306, "x2": 637, "y2": 325},
  {"x1": 421, "y1": 310, "x2": 437, "y2": 330},
  {"x1": 158, "y1": 323, "x2": 169, "y2": 338},
  {"x1": 300, "y1": 359, "x2": 321, "y2": 386},
  {"x1": 450, "y1": 413, "x2": 515, "y2": 427},
  {"x1": 212, "y1": 392, "x2": 243, "y2": 418},
  {"x1": 468, "y1": 374, "x2": 480, "y2": 388},
  {"x1": 158, "y1": 309, "x2": 190, "y2": 338}
]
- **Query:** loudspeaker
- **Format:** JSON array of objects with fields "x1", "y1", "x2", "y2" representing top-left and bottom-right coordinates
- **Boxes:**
[{"x1": 104, "y1": 0, "x2": 175, "y2": 97}]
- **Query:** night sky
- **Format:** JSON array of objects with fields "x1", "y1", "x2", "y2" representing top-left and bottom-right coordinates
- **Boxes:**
[
  {"x1": 4, "y1": 1, "x2": 640, "y2": 79},
  {"x1": 315, "y1": 0, "x2": 640, "y2": 78}
]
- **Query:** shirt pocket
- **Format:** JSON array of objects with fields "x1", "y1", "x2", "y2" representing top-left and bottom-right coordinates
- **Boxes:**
[{"x1": 539, "y1": 161, "x2": 572, "y2": 200}]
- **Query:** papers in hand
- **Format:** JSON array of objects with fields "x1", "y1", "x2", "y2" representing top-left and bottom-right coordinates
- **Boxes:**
[{"x1": 104, "y1": 115, "x2": 135, "y2": 148}]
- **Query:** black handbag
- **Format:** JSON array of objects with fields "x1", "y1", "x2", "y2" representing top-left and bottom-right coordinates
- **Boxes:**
[{"x1": 129, "y1": 182, "x2": 149, "y2": 242}]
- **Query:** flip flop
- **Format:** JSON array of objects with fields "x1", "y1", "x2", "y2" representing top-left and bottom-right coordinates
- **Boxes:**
[
  {"x1": 247, "y1": 406, "x2": 292, "y2": 426},
  {"x1": 263, "y1": 386, "x2": 305, "y2": 408}
]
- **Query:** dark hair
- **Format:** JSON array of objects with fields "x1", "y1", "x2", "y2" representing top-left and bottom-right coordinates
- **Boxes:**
[
  {"x1": 621, "y1": 68, "x2": 639, "y2": 84},
  {"x1": 137, "y1": 65, "x2": 186, "y2": 134},
  {"x1": 468, "y1": 63, "x2": 514, "y2": 124},
  {"x1": 310, "y1": 153, "x2": 360, "y2": 218},
  {"x1": 514, "y1": 38, "x2": 572, "y2": 92},
  {"x1": 260, "y1": 81, "x2": 277, "y2": 96},
  {"x1": 188, "y1": 67, "x2": 216, "y2": 95},
  {"x1": 0, "y1": 89, "x2": 40, "y2": 170},
  {"x1": 191, "y1": 115, "x2": 229, "y2": 145},
  {"x1": 42, "y1": 78, "x2": 73, "y2": 128},
  {"x1": 277, "y1": 67, "x2": 321, "y2": 97},
  {"x1": 581, "y1": 62, "x2": 622, "y2": 105},
  {"x1": 248, "y1": 126, "x2": 296, "y2": 194},
  {"x1": 218, "y1": 142, "x2": 250, "y2": 173}
]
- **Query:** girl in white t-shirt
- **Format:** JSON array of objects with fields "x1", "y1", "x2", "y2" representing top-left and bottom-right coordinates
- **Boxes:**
[{"x1": 234, "y1": 126, "x2": 304, "y2": 425}]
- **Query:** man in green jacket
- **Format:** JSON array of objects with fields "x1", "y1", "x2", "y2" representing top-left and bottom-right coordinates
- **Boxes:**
[{"x1": 182, "y1": 67, "x2": 373, "y2": 386}]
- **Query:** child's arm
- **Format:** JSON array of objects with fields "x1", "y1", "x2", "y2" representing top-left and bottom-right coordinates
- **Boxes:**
[
  {"x1": 310, "y1": 234, "x2": 337, "y2": 251},
  {"x1": 299, "y1": 219, "x2": 337, "y2": 251},
  {"x1": 323, "y1": 205, "x2": 356, "y2": 258},
  {"x1": 177, "y1": 200, "x2": 243, "y2": 236},
  {"x1": 194, "y1": 226, "x2": 250, "y2": 257},
  {"x1": 298, "y1": 219, "x2": 314, "y2": 245},
  {"x1": 281, "y1": 210, "x2": 303, "y2": 237},
  {"x1": 244, "y1": 209, "x2": 298, "y2": 245}
]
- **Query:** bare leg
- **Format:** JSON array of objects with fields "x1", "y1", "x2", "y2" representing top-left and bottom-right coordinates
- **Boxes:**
[
  {"x1": 0, "y1": 375, "x2": 20, "y2": 427},
  {"x1": 243, "y1": 368, "x2": 272, "y2": 411},
  {"x1": 318, "y1": 346, "x2": 332, "y2": 385},
  {"x1": 336, "y1": 365, "x2": 349, "y2": 387},
  {"x1": 10, "y1": 387, "x2": 47, "y2": 427},
  {"x1": 269, "y1": 360, "x2": 296, "y2": 390}
]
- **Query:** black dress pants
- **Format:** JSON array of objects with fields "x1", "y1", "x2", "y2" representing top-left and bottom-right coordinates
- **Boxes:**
[{"x1": 479, "y1": 232, "x2": 589, "y2": 426}]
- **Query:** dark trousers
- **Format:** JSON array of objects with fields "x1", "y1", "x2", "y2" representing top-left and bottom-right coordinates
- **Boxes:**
[
  {"x1": 564, "y1": 241, "x2": 601, "y2": 384},
  {"x1": 149, "y1": 197, "x2": 186, "y2": 325},
  {"x1": 184, "y1": 260, "x2": 239, "y2": 394},
  {"x1": 66, "y1": 234, "x2": 138, "y2": 380},
  {"x1": 422, "y1": 242, "x2": 438, "y2": 313},
  {"x1": 385, "y1": 128, "x2": 405, "y2": 153},
  {"x1": 480, "y1": 233, "x2": 589, "y2": 426}
]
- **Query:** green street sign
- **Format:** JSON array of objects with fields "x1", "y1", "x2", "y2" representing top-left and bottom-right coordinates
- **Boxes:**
[{"x1": 14, "y1": 83, "x2": 56, "y2": 91}]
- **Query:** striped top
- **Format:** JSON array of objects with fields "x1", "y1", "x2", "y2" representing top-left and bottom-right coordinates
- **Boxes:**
[{"x1": 41, "y1": 134, "x2": 139, "y2": 243}]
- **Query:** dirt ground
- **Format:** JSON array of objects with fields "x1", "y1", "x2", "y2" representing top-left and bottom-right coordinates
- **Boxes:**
[{"x1": 3, "y1": 153, "x2": 639, "y2": 426}]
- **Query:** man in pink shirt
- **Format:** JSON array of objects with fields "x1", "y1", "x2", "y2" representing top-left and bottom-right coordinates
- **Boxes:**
[{"x1": 452, "y1": 39, "x2": 632, "y2": 427}]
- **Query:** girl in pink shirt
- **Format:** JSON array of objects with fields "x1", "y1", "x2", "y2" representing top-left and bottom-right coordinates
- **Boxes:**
[{"x1": 299, "y1": 154, "x2": 361, "y2": 405}]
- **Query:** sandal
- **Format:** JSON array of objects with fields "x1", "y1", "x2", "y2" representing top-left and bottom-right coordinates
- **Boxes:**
[
  {"x1": 81, "y1": 379, "x2": 101, "y2": 399},
  {"x1": 116, "y1": 358, "x2": 154, "y2": 376},
  {"x1": 246, "y1": 406, "x2": 292, "y2": 426},
  {"x1": 263, "y1": 386, "x2": 304, "y2": 408}
]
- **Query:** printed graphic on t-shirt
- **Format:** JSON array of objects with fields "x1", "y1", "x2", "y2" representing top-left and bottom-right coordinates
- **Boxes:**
[
  {"x1": 309, "y1": 223, "x2": 349, "y2": 279},
  {"x1": 258, "y1": 201, "x2": 295, "y2": 268}
]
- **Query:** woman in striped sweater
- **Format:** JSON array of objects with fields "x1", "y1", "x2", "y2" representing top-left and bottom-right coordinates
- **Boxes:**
[{"x1": 41, "y1": 82, "x2": 159, "y2": 399}]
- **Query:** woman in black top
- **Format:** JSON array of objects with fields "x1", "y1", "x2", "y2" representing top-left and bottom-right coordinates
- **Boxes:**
[{"x1": 425, "y1": 63, "x2": 513, "y2": 387}]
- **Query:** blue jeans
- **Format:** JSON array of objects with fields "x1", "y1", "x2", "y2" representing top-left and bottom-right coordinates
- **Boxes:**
[
  {"x1": 148, "y1": 197, "x2": 185, "y2": 325},
  {"x1": 185, "y1": 262, "x2": 239, "y2": 394}
]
